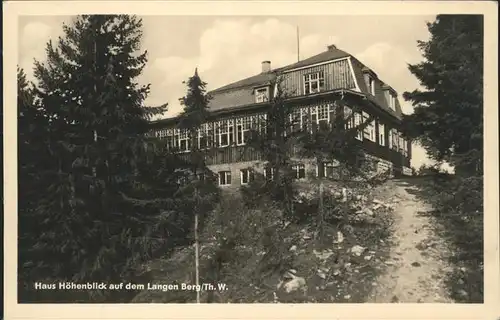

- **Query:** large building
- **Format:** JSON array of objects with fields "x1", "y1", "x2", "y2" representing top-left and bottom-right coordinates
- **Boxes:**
[{"x1": 148, "y1": 44, "x2": 412, "y2": 187}]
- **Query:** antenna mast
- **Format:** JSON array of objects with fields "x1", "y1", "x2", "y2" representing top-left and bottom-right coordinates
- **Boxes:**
[{"x1": 297, "y1": 26, "x2": 300, "y2": 62}]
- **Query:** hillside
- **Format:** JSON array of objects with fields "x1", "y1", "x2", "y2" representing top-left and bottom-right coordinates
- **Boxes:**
[{"x1": 130, "y1": 177, "x2": 474, "y2": 303}]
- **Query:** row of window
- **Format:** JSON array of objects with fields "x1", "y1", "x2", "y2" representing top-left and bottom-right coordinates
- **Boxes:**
[
  {"x1": 343, "y1": 106, "x2": 409, "y2": 156},
  {"x1": 217, "y1": 164, "x2": 307, "y2": 186},
  {"x1": 151, "y1": 114, "x2": 267, "y2": 151},
  {"x1": 304, "y1": 71, "x2": 326, "y2": 95},
  {"x1": 216, "y1": 158, "x2": 402, "y2": 186},
  {"x1": 389, "y1": 129, "x2": 409, "y2": 157},
  {"x1": 253, "y1": 71, "x2": 328, "y2": 104},
  {"x1": 150, "y1": 106, "x2": 409, "y2": 157},
  {"x1": 218, "y1": 158, "x2": 394, "y2": 186},
  {"x1": 298, "y1": 70, "x2": 397, "y2": 113}
]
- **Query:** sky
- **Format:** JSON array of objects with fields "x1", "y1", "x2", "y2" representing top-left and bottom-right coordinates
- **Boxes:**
[{"x1": 18, "y1": 14, "x2": 441, "y2": 169}]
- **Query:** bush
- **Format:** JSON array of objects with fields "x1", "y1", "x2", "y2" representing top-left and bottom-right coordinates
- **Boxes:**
[{"x1": 133, "y1": 195, "x2": 295, "y2": 303}]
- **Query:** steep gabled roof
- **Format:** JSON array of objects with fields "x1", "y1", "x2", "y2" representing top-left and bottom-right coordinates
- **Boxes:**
[
  {"x1": 206, "y1": 44, "x2": 403, "y2": 119},
  {"x1": 210, "y1": 72, "x2": 276, "y2": 93},
  {"x1": 279, "y1": 46, "x2": 350, "y2": 72},
  {"x1": 349, "y1": 57, "x2": 404, "y2": 119},
  {"x1": 209, "y1": 45, "x2": 350, "y2": 94}
]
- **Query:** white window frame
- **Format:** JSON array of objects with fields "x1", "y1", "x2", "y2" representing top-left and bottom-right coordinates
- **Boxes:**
[
  {"x1": 367, "y1": 76, "x2": 375, "y2": 95},
  {"x1": 309, "y1": 104, "x2": 333, "y2": 132},
  {"x1": 236, "y1": 116, "x2": 253, "y2": 146},
  {"x1": 389, "y1": 93, "x2": 396, "y2": 111},
  {"x1": 398, "y1": 133, "x2": 404, "y2": 154},
  {"x1": 388, "y1": 128, "x2": 393, "y2": 149},
  {"x1": 260, "y1": 113, "x2": 268, "y2": 135},
  {"x1": 197, "y1": 123, "x2": 208, "y2": 149},
  {"x1": 403, "y1": 138, "x2": 408, "y2": 157},
  {"x1": 255, "y1": 87, "x2": 269, "y2": 103},
  {"x1": 218, "y1": 171, "x2": 231, "y2": 186},
  {"x1": 240, "y1": 168, "x2": 252, "y2": 185},
  {"x1": 317, "y1": 104, "x2": 329, "y2": 126},
  {"x1": 353, "y1": 112, "x2": 363, "y2": 140},
  {"x1": 344, "y1": 106, "x2": 354, "y2": 129},
  {"x1": 177, "y1": 129, "x2": 190, "y2": 152},
  {"x1": 263, "y1": 166, "x2": 275, "y2": 180},
  {"x1": 155, "y1": 129, "x2": 167, "y2": 139},
  {"x1": 362, "y1": 112, "x2": 375, "y2": 142},
  {"x1": 289, "y1": 108, "x2": 302, "y2": 132},
  {"x1": 316, "y1": 161, "x2": 339, "y2": 178},
  {"x1": 378, "y1": 122, "x2": 386, "y2": 146},
  {"x1": 165, "y1": 129, "x2": 175, "y2": 149},
  {"x1": 292, "y1": 163, "x2": 306, "y2": 180},
  {"x1": 303, "y1": 71, "x2": 325, "y2": 95},
  {"x1": 390, "y1": 129, "x2": 399, "y2": 150},
  {"x1": 289, "y1": 106, "x2": 312, "y2": 133}
]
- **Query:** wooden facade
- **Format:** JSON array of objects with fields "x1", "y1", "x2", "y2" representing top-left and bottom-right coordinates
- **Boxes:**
[
  {"x1": 149, "y1": 94, "x2": 411, "y2": 170},
  {"x1": 280, "y1": 58, "x2": 356, "y2": 96},
  {"x1": 148, "y1": 49, "x2": 412, "y2": 185}
]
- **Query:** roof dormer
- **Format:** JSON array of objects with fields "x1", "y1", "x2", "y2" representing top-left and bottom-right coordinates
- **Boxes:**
[
  {"x1": 362, "y1": 67, "x2": 377, "y2": 96},
  {"x1": 253, "y1": 85, "x2": 270, "y2": 103}
]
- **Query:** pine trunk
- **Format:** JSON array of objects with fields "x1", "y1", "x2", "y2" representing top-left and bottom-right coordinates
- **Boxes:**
[
  {"x1": 194, "y1": 188, "x2": 200, "y2": 303},
  {"x1": 316, "y1": 181, "x2": 325, "y2": 241}
]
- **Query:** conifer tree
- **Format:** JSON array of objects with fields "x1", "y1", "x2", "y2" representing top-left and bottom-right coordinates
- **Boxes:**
[
  {"x1": 297, "y1": 100, "x2": 378, "y2": 238},
  {"x1": 18, "y1": 15, "x2": 181, "y2": 302},
  {"x1": 244, "y1": 76, "x2": 296, "y2": 217},
  {"x1": 17, "y1": 67, "x2": 56, "y2": 295},
  {"x1": 178, "y1": 68, "x2": 217, "y2": 303},
  {"x1": 297, "y1": 101, "x2": 376, "y2": 182},
  {"x1": 178, "y1": 68, "x2": 212, "y2": 176},
  {"x1": 403, "y1": 15, "x2": 483, "y2": 175}
]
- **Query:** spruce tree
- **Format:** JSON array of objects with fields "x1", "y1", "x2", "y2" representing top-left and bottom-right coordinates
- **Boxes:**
[
  {"x1": 178, "y1": 68, "x2": 218, "y2": 303},
  {"x1": 178, "y1": 68, "x2": 212, "y2": 176},
  {"x1": 18, "y1": 15, "x2": 182, "y2": 303},
  {"x1": 295, "y1": 101, "x2": 376, "y2": 238},
  {"x1": 18, "y1": 67, "x2": 57, "y2": 298},
  {"x1": 403, "y1": 15, "x2": 483, "y2": 175},
  {"x1": 297, "y1": 102, "x2": 376, "y2": 182},
  {"x1": 244, "y1": 76, "x2": 296, "y2": 217}
]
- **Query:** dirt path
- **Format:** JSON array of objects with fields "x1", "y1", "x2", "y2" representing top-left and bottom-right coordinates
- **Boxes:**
[{"x1": 368, "y1": 179, "x2": 454, "y2": 303}]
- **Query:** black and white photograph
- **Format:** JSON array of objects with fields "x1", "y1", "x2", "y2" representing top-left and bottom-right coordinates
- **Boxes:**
[{"x1": 3, "y1": 0, "x2": 499, "y2": 319}]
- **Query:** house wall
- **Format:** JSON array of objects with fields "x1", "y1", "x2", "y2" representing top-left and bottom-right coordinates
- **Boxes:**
[
  {"x1": 150, "y1": 96, "x2": 411, "y2": 171},
  {"x1": 281, "y1": 59, "x2": 356, "y2": 97},
  {"x1": 207, "y1": 153, "x2": 404, "y2": 189}
]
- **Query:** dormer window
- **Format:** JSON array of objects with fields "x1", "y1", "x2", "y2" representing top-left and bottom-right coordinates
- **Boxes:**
[
  {"x1": 389, "y1": 93, "x2": 397, "y2": 111},
  {"x1": 382, "y1": 84, "x2": 397, "y2": 111},
  {"x1": 304, "y1": 71, "x2": 325, "y2": 95},
  {"x1": 363, "y1": 68, "x2": 377, "y2": 96},
  {"x1": 367, "y1": 75, "x2": 375, "y2": 95},
  {"x1": 255, "y1": 87, "x2": 269, "y2": 103}
]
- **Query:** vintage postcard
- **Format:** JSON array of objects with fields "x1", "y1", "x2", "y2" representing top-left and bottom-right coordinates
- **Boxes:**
[{"x1": 3, "y1": 1, "x2": 499, "y2": 319}]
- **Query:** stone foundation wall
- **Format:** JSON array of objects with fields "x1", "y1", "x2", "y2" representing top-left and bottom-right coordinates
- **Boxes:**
[
  {"x1": 207, "y1": 153, "x2": 398, "y2": 188},
  {"x1": 402, "y1": 166, "x2": 413, "y2": 176}
]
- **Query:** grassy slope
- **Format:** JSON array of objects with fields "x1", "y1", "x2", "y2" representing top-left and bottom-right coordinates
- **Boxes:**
[{"x1": 132, "y1": 180, "x2": 397, "y2": 303}]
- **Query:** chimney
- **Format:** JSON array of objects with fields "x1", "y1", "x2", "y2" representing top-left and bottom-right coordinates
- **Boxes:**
[
  {"x1": 261, "y1": 60, "x2": 271, "y2": 73},
  {"x1": 327, "y1": 44, "x2": 337, "y2": 51}
]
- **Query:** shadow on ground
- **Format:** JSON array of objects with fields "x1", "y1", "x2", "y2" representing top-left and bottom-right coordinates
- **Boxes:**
[{"x1": 396, "y1": 176, "x2": 484, "y2": 303}]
